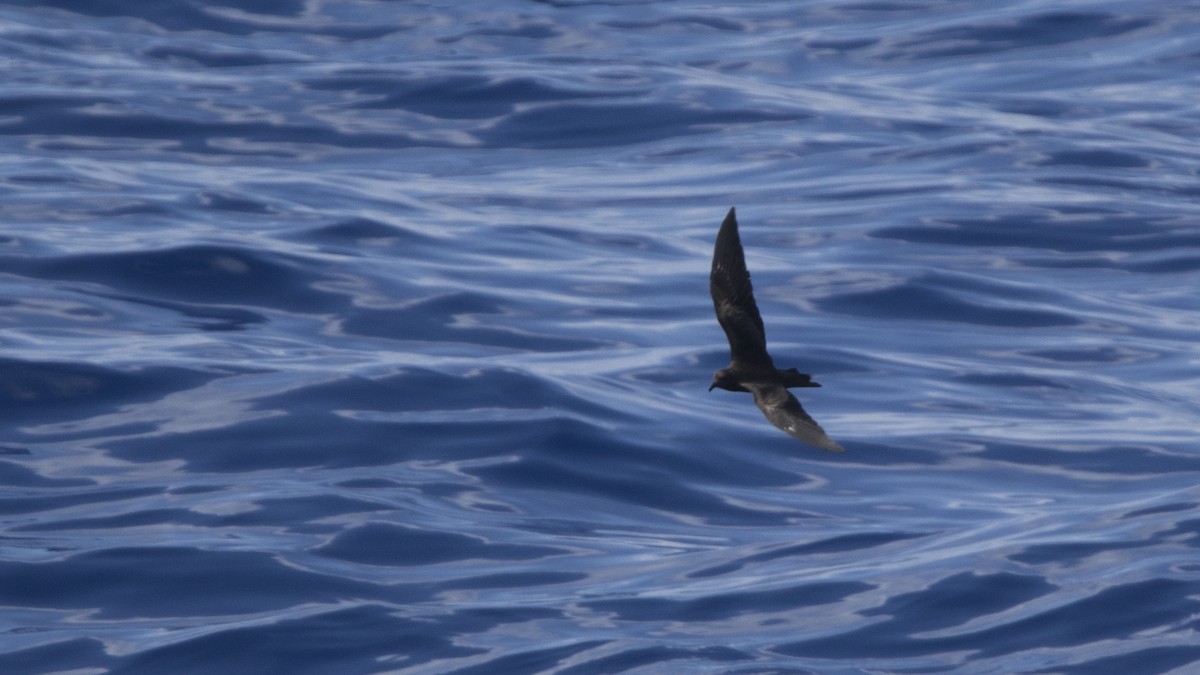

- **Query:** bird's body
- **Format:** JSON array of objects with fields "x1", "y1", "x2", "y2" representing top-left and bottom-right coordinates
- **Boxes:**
[{"x1": 709, "y1": 207, "x2": 843, "y2": 453}]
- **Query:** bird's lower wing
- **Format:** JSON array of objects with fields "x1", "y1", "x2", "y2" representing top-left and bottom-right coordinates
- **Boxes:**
[{"x1": 748, "y1": 384, "x2": 844, "y2": 453}]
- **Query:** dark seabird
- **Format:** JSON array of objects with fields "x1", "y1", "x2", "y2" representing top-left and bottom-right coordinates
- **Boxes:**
[{"x1": 709, "y1": 207, "x2": 844, "y2": 453}]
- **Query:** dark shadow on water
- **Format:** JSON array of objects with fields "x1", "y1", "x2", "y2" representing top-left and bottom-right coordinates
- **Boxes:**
[
  {"x1": 0, "y1": 459, "x2": 93, "y2": 489},
  {"x1": 979, "y1": 441, "x2": 1200, "y2": 476},
  {"x1": 472, "y1": 456, "x2": 802, "y2": 526},
  {"x1": 114, "y1": 604, "x2": 519, "y2": 675},
  {"x1": 873, "y1": 211, "x2": 1195, "y2": 255},
  {"x1": 0, "y1": 94, "x2": 417, "y2": 152},
  {"x1": 777, "y1": 577, "x2": 1200, "y2": 661},
  {"x1": 1, "y1": 245, "x2": 346, "y2": 313},
  {"x1": 0, "y1": 547, "x2": 429, "y2": 619},
  {"x1": 477, "y1": 101, "x2": 803, "y2": 149},
  {"x1": 556, "y1": 645, "x2": 750, "y2": 675},
  {"x1": 688, "y1": 531, "x2": 930, "y2": 578},
  {"x1": 1031, "y1": 148, "x2": 1150, "y2": 168},
  {"x1": 304, "y1": 72, "x2": 612, "y2": 119},
  {"x1": 104, "y1": 367, "x2": 642, "y2": 473},
  {"x1": 141, "y1": 44, "x2": 308, "y2": 68},
  {"x1": 341, "y1": 293, "x2": 607, "y2": 351},
  {"x1": 288, "y1": 217, "x2": 433, "y2": 256},
  {"x1": 2, "y1": 0, "x2": 392, "y2": 38},
  {"x1": 0, "y1": 358, "x2": 222, "y2": 432},
  {"x1": 882, "y1": 11, "x2": 1154, "y2": 59},
  {"x1": 583, "y1": 580, "x2": 873, "y2": 623},
  {"x1": 1026, "y1": 645, "x2": 1200, "y2": 675},
  {"x1": 448, "y1": 641, "x2": 608, "y2": 675},
  {"x1": 78, "y1": 289, "x2": 268, "y2": 332},
  {"x1": 313, "y1": 522, "x2": 571, "y2": 567},
  {"x1": 12, "y1": 494, "x2": 391, "y2": 535},
  {"x1": 817, "y1": 274, "x2": 1079, "y2": 327},
  {"x1": 0, "y1": 487, "x2": 158, "y2": 517},
  {"x1": 0, "y1": 639, "x2": 113, "y2": 675},
  {"x1": 438, "y1": 571, "x2": 588, "y2": 591}
]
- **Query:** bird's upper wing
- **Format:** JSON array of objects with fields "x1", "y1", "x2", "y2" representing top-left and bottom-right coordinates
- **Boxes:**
[
  {"x1": 747, "y1": 383, "x2": 844, "y2": 453},
  {"x1": 710, "y1": 207, "x2": 772, "y2": 367}
]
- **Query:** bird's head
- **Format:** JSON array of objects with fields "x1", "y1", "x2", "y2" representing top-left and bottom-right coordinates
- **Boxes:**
[{"x1": 709, "y1": 369, "x2": 740, "y2": 392}]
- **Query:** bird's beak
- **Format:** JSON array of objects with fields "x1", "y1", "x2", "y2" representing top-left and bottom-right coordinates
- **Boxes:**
[{"x1": 708, "y1": 384, "x2": 716, "y2": 392}]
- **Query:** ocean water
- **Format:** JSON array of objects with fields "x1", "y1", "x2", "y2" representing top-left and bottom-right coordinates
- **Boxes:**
[{"x1": 1, "y1": 0, "x2": 1199, "y2": 673}]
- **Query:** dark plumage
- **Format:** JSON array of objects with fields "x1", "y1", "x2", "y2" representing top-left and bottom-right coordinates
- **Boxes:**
[{"x1": 709, "y1": 207, "x2": 843, "y2": 452}]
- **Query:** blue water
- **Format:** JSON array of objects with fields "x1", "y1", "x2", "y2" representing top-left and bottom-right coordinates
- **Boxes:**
[{"x1": 1, "y1": 1, "x2": 1199, "y2": 673}]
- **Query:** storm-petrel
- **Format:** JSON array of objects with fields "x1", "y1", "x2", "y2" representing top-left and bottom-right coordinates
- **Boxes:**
[{"x1": 709, "y1": 207, "x2": 844, "y2": 452}]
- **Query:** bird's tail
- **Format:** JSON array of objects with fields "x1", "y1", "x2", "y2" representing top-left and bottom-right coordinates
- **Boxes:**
[{"x1": 781, "y1": 368, "x2": 821, "y2": 388}]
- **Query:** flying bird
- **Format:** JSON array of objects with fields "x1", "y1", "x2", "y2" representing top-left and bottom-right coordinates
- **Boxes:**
[{"x1": 709, "y1": 207, "x2": 844, "y2": 452}]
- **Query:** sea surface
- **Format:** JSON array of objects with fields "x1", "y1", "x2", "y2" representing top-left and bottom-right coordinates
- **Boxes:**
[{"x1": 1, "y1": 1, "x2": 1199, "y2": 673}]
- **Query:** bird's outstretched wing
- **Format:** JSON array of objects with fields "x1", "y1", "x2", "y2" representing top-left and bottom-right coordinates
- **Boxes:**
[
  {"x1": 747, "y1": 383, "x2": 844, "y2": 453},
  {"x1": 710, "y1": 207, "x2": 772, "y2": 367}
]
